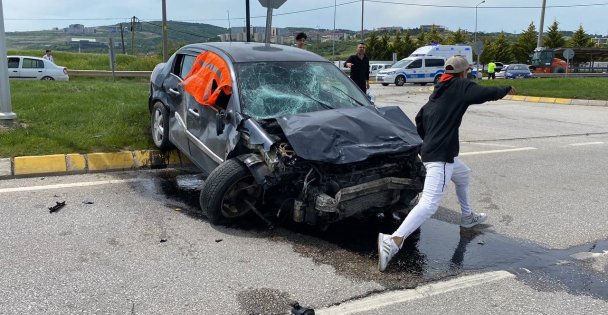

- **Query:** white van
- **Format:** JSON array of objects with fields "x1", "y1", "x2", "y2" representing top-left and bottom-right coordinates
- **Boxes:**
[
  {"x1": 376, "y1": 45, "x2": 479, "y2": 86},
  {"x1": 370, "y1": 63, "x2": 392, "y2": 76}
]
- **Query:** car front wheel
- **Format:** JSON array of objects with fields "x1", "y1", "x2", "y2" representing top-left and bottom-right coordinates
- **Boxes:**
[
  {"x1": 41, "y1": 76, "x2": 54, "y2": 81},
  {"x1": 395, "y1": 75, "x2": 406, "y2": 86},
  {"x1": 151, "y1": 102, "x2": 172, "y2": 150},
  {"x1": 381, "y1": 83, "x2": 389, "y2": 86},
  {"x1": 199, "y1": 158, "x2": 262, "y2": 224}
]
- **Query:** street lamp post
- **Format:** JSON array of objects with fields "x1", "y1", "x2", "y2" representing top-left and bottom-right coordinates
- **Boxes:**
[
  {"x1": 474, "y1": 0, "x2": 485, "y2": 71},
  {"x1": 474, "y1": 0, "x2": 485, "y2": 44},
  {"x1": 0, "y1": 0, "x2": 17, "y2": 122}
]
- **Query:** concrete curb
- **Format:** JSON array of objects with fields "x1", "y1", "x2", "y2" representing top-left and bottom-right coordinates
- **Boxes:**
[
  {"x1": 501, "y1": 94, "x2": 608, "y2": 106},
  {"x1": 0, "y1": 150, "x2": 191, "y2": 179}
]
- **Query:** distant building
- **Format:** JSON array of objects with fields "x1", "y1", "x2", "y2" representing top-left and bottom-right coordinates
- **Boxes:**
[
  {"x1": 592, "y1": 37, "x2": 608, "y2": 46},
  {"x1": 220, "y1": 26, "x2": 279, "y2": 42},
  {"x1": 376, "y1": 26, "x2": 403, "y2": 32},
  {"x1": 64, "y1": 24, "x2": 96, "y2": 34},
  {"x1": 420, "y1": 24, "x2": 447, "y2": 33}
]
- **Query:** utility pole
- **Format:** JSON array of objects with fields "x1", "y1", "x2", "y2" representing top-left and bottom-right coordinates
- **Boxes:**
[
  {"x1": 360, "y1": 0, "x2": 364, "y2": 40},
  {"x1": 0, "y1": 0, "x2": 16, "y2": 122},
  {"x1": 537, "y1": 0, "x2": 547, "y2": 48},
  {"x1": 227, "y1": 10, "x2": 232, "y2": 42},
  {"x1": 119, "y1": 23, "x2": 126, "y2": 54},
  {"x1": 246, "y1": 0, "x2": 251, "y2": 42},
  {"x1": 162, "y1": 0, "x2": 168, "y2": 61},
  {"x1": 333, "y1": 0, "x2": 336, "y2": 58},
  {"x1": 130, "y1": 16, "x2": 136, "y2": 55}
]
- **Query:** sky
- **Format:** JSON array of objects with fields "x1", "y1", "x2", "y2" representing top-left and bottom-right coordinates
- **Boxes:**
[{"x1": 2, "y1": 0, "x2": 607, "y2": 36}]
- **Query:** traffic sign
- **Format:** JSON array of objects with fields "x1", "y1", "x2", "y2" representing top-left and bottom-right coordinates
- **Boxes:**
[
  {"x1": 259, "y1": 0, "x2": 287, "y2": 9},
  {"x1": 563, "y1": 48, "x2": 575, "y2": 60},
  {"x1": 473, "y1": 41, "x2": 484, "y2": 55}
]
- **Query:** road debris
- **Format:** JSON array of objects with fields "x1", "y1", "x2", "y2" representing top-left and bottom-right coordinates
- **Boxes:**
[{"x1": 48, "y1": 201, "x2": 66, "y2": 213}]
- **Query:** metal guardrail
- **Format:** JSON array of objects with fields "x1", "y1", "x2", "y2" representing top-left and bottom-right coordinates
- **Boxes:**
[{"x1": 67, "y1": 70, "x2": 152, "y2": 78}]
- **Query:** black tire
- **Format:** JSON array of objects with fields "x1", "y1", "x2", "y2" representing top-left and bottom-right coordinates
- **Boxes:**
[
  {"x1": 433, "y1": 75, "x2": 442, "y2": 84},
  {"x1": 381, "y1": 83, "x2": 389, "y2": 86},
  {"x1": 40, "y1": 76, "x2": 54, "y2": 81},
  {"x1": 151, "y1": 102, "x2": 173, "y2": 150},
  {"x1": 199, "y1": 158, "x2": 261, "y2": 224},
  {"x1": 420, "y1": 82, "x2": 428, "y2": 86},
  {"x1": 395, "y1": 75, "x2": 406, "y2": 86}
]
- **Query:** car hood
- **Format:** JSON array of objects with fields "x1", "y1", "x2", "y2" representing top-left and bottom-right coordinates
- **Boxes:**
[{"x1": 274, "y1": 106, "x2": 422, "y2": 164}]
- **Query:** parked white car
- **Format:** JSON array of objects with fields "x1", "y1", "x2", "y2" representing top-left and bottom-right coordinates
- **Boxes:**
[
  {"x1": 7, "y1": 56, "x2": 69, "y2": 81},
  {"x1": 369, "y1": 63, "x2": 392, "y2": 76}
]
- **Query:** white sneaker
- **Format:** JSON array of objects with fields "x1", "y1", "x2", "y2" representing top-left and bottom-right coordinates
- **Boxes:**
[
  {"x1": 461, "y1": 212, "x2": 487, "y2": 228},
  {"x1": 378, "y1": 233, "x2": 399, "y2": 272}
]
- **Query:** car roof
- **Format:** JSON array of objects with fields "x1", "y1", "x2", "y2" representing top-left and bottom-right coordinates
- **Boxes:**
[
  {"x1": 8, "y1": 55, "x2": 45, "y2": 60},
  {"x1": 177, "y1": 42, "x2": 328, "y2": 63}
]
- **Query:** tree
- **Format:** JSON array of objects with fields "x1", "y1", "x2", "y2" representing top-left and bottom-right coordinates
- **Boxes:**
[
  {"x1": 492, "y1": 32, "x2": 513, "y2": 62},
  {"x1": 378, "y1": 34, "x2": 391, "y2": 60},
  {"x1": 400, "y1": 30, "x2": 416, "y2": 58},
  {"x1": 391, "y1": 32, "x2": 404, "y2": 59},
  {"x1": 366, "y1": 32, "x2": 380, "y2": 60},
  {"x1": 511, "y1": 22, "x2": 537, "y2": 63},
  {"x1": 544, "y1": 20, "x2": 565, "y2": 48},
  {"x1": 427, "y1": 26, "x2": 443, "y2": 44},
  {"x1": 416, "y1": 31, "x2": 427, "y2": 47},
  {"x1": 445, "y1": 28, "x2": 468, "y2": 45},
  {"x1": 568, "y1": 24, "x2": 593, "y2": 47}
]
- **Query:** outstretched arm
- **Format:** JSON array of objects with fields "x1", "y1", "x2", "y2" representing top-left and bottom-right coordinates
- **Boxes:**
[{"x1": 463, "y1": 82, "x2": 513, "y2": 105}]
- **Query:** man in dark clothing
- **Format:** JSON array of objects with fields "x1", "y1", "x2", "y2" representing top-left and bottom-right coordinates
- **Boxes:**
[
  {"x1": 344, "y1": 42, "x2": 370, "y2": 93},
  {"x1": 377, "y1": 56, "x2": 515, "y2": 272}
]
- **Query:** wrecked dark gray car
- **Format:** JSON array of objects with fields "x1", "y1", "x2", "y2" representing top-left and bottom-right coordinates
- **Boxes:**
[{"x1": 149, "y1": 42, "x2": 424, "y2": 227}]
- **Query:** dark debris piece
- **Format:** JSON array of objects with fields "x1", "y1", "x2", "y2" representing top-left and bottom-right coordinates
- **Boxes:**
[
  {"x1": 291, "y1": 302, "x2": 315, "y2": 315},
  {"x1": 48, "y1": 201, "x2": 66, "y2": 213},
  {"x1": 215, "y1": 239, "x2": 223, "y2": 243},
  {"x1": 160, "y1": 239, "x2": 168, "y2": 243},
  {"x1": 83, "y1": 201, "x2": 94, "y2": 205}
]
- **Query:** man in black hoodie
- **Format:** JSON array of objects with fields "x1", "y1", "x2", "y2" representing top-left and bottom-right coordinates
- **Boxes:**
[{"x1": 378, "y1": 55, "x2": 515, "y2": 272}]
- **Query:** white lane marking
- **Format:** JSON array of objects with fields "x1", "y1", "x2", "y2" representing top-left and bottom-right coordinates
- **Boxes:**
[
  {"x1": 460, "y1": 147, "x2": 537, "y2": 156},
  {"x1": 316, "y1": 271, "x2": 514, "y2": 315},
  {"x1": 0, "y1": 179, "x2": 141, "y2": 193},
  {"x1": 570, "y1": 250, "x2": 608, "y2": 261},
  {"x1": 567, "y1": 142, "x2": 604, "y2": 146},
  {"x1": 466, "y1": 142, "x2": 518, "y2": 148}
]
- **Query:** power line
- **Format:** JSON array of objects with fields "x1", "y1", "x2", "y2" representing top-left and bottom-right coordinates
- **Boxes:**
[{"x1": 366, "y1": 0, "x2": 608, "y2": 9}]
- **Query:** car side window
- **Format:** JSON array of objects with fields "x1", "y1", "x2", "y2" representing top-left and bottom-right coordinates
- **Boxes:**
[
  {"x1": 25, "y1": 59, "x2": 43, "y2": 68},
  {"x1": 7, "y1": 57, "x2": 19, "y2": 68},
  {"x1": 22, "y1": 58, "x2": 44, "y2": 69},
  {"x1": 171, "y1": 54, "x2": 196, "y2": 79},
  {"x1": 425, "y1": 59, "x2": 445, "y2": 67},
  {"x1": 407, "y1": 59, "x2": 422, "y2": 69}
]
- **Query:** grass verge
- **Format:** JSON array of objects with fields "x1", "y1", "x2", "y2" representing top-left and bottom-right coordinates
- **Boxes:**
[
  {"x1": 0, "y1": 78, "x2": 154, "y2": 158},
  {"x1": 478, "y1": 77, "x2": 608, "y2": 100}
]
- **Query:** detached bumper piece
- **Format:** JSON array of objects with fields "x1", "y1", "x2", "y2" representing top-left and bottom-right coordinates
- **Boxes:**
[{"x1": 314, "y1": 177, "x2": 422, "y2": 217}]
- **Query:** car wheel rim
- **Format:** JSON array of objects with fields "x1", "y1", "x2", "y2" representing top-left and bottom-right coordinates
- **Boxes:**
[
  {"x1": 396, "y1": 77, "x2": 404, "y2": 85},
  {"x1": 153, "y1": 109, "x2": 164, "y2": 144},
  {"x1": 220, "y1": 175, "x2": 260, "y2": 218}
]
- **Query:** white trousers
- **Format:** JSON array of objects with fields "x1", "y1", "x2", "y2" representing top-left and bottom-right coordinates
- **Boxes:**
[{"x1": 392, "y1": 157, "x2": 472, "y2": 240}]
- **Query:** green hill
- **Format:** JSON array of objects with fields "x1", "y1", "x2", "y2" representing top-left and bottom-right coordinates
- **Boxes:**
[{"x1": 6, "y1": 21, "x2": 227, "y2": 55}]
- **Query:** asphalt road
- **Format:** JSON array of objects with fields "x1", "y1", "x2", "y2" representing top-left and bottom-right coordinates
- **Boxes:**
[{"x1": 1, "y1": 85, "x2": 607, "y2": 314}]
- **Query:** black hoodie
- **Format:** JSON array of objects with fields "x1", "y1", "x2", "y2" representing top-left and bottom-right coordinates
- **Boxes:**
[{"x1": 415, "y1": 77, "x2": 511, "y2": 163}]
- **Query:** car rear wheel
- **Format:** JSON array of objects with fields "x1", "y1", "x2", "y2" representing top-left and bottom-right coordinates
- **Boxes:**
[
  {"x1": 199, "y1": 158, "x2": 262, "y2": 224},
  {"x1": 381, "y1": 83, "x2": 389, "y2": 86},
  {"x1": 395, "y1": 75, "x2": 406, "y2": 86},
  {"x1": 151, "y1": 102, "x2": 173, "y2": 150},
  {"x1": 40, "y1": 76, "x2": 54, "y2": 81}
]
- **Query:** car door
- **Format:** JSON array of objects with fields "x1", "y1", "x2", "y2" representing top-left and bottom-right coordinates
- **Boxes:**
[
  {"x1": 184, "y1": 51, "x2": 232, "y2": 171},
  {"x1": 163, "y1": 53, "x2": 196, "y2": 152},
  {"x1": 7, "y1": 57, "x2": 20, "y2": 78},
  {"x1": 20, "y1": 58, "x2": 45, "y2": 79},
  {"x1": 424, "y1": 58, "x2": 445, "y2": 82},
  {"x1": 405, "y1": 59, "x2": 423, "y2": 83}
]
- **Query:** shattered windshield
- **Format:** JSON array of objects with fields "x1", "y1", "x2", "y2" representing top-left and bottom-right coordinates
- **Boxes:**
[{"x1": 236, "y1": 61, "x2": 371, "y2": 120}]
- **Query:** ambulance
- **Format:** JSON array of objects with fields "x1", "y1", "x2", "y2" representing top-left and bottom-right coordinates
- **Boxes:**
[{"x1": 376, "y1": 44, "x2": 479, "y2": 86}]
